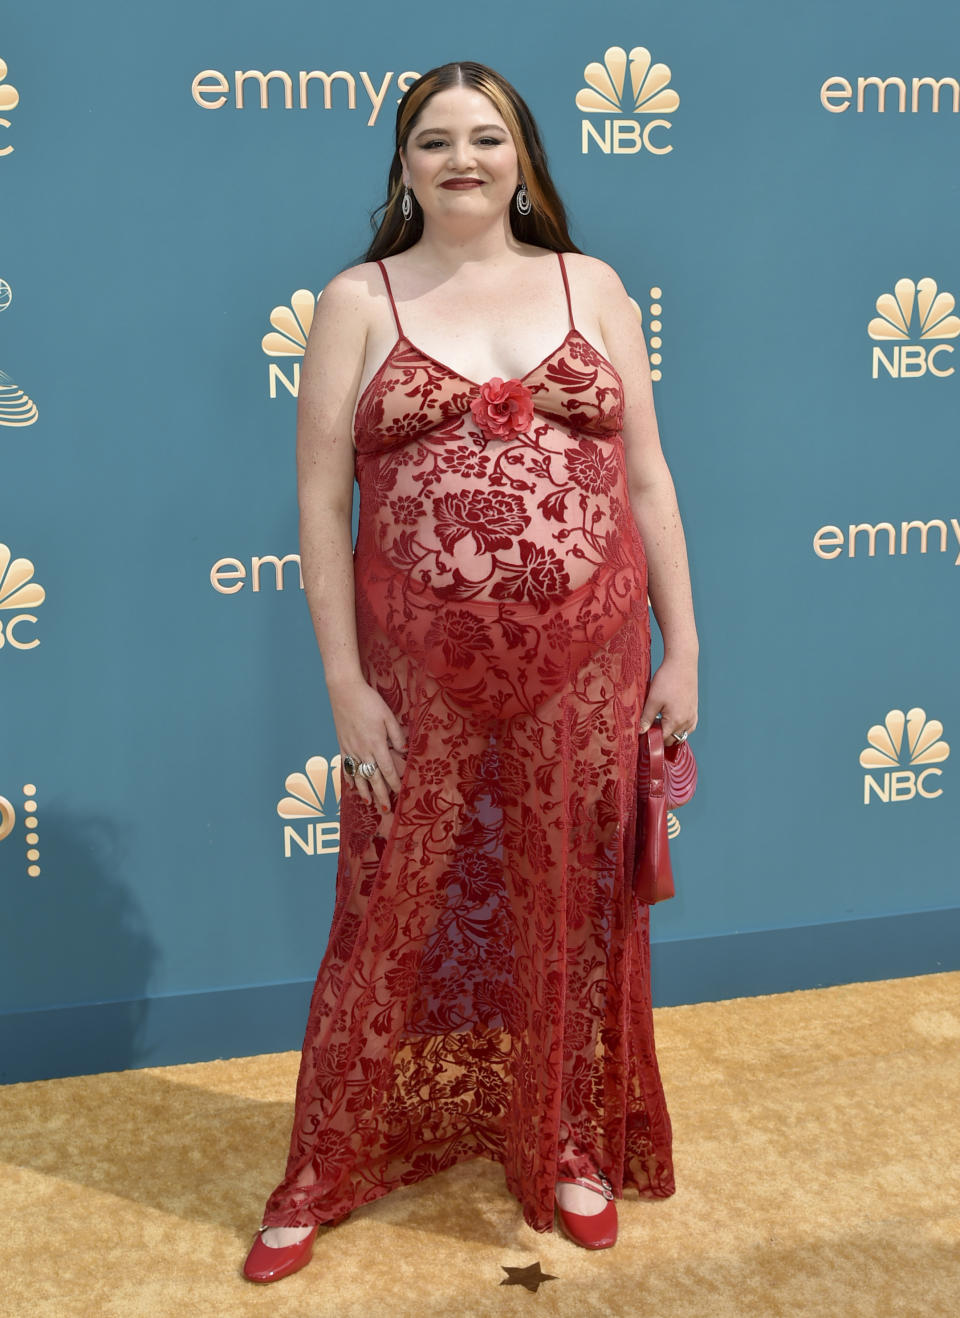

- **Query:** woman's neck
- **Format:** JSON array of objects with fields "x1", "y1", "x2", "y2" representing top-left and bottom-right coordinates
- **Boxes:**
[{"x1": 409, "y1": 214, "x2": 526, "y2": 271}]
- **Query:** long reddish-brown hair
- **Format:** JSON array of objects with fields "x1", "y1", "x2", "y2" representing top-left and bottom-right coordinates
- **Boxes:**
[{"x1": 361, "y1": 61, "x2": 582, "y2": 261}]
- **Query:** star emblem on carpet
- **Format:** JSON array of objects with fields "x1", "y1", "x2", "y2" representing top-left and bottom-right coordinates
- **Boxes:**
[{"x1": 499, "y1": 1261, "x2": 559, "y2": 1292}]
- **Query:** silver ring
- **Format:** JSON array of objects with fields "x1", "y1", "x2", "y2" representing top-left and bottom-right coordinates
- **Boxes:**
[
  {"x1": 672, "y1": 730, "x2": 688, "y2": 743},
  {"x1": 342, "y1": 754, "x2": 358, "y2": 776},
  {"x1": 356, "y1": 760, "x2": 379, "y2": 779}
]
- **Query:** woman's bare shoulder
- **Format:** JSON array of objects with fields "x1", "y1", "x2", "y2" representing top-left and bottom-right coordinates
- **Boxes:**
[
  {"x1": 561, "y1": 251, "x2": 628, "y2": 297},
  {"x1": 560, "y1": 253, "x2": 634, "y2": 336},
  {"x1": 310, "y1": 261, "x2": 389, "y2": 341},
  {"x1": 318, "y1": 261, "x2": 385, "y2": 304}
]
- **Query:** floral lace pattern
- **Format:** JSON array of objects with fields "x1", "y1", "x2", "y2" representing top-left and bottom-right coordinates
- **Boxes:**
[{"x1": 261, "y1": 253, "x2": 675, "y2": 1234}]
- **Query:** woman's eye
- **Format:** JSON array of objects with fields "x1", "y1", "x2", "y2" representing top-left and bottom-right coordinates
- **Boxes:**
[{"x1": 420, "y1": 137, "x2": 505, "y2": 149}]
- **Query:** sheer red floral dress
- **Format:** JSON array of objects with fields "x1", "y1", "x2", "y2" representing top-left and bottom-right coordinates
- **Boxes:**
[{"x1": 260, "y1": 250, "x2": 675, "y2": 1235}]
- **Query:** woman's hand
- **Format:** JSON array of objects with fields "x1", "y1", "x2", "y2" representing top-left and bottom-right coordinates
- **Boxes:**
[
  {"x1": 638, "y1": 652, "x2": 699, "y2": 745},
  {"x1": 327, "y1": 673, "x2": 407, "y2": 811}
]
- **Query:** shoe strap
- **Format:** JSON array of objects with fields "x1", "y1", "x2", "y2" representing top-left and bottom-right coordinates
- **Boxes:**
[{"x1": 556, "y1": 1174, "x2": 614, "y2": 1201}]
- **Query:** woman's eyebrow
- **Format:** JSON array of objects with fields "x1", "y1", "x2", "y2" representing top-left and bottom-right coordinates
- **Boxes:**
[{"x1": 412, "y1": 123, "x2": 506, "y2": 137}]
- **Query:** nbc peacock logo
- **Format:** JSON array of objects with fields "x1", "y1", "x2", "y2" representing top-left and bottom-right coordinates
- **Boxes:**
[
  {"x1": 868, "y1": 278, "x2": 960, "y2": 380},
  {"x1": 0, "y1": 544, "x2": 45, "y2": 650},
  {"x1": 860, "y1": 708, "x2": 949, "y2": 805},
  {"x1": 576, "y1": 45, "x2": 679, "y2": 156},
  {"x1": 0, "y1": 58, "x2": 18, "y2": 158},
  {"x1": 277, "y1": 754, "x2": 342, "y2": 857},
  {"x1": 262, "y1": 289, "x2": 318, "y2": 399}
]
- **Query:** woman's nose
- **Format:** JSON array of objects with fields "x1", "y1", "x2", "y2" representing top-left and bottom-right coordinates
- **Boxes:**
[{"x1": 447, "y1": 139, "x2": 477, "y2": 170}]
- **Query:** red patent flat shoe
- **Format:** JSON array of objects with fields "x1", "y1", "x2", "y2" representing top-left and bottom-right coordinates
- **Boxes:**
[
  {"x1": 242, "y1": 1223, "x2": 318, "y2": 1283},
  {"x1": 554, "y1": 1170, "x2": 618, "y2": 1249}
]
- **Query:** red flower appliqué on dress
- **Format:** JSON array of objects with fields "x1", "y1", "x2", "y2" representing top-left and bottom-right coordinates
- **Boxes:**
[{"x1": 469, "y1": 377, "x2": 535, "y2": 439}]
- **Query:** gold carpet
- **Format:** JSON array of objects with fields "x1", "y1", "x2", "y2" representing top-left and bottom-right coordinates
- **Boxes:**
[{"x1": 2, "y1": 970, "x2": 958, "y2": 1317}]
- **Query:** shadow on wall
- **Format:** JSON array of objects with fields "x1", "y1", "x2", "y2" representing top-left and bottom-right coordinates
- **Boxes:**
[{"x1": 0, "y1": 803, "x2": 159, "y2": 1084}]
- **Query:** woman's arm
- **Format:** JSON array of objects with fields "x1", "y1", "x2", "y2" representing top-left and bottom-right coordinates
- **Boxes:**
[
  {"x1": 591, "y1": 258, "x2": 699, "y2": 739},
  {"x1": 296, "y1": 269, "x2": 407, "y2": 806},
  {"x1": 296, "y1": 271, "x2": 368, "y2": 684}
]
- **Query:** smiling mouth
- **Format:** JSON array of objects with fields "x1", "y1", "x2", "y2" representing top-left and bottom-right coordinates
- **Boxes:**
[{"x1": 441, "y1": 179, "x2": 483, "y2": 187}]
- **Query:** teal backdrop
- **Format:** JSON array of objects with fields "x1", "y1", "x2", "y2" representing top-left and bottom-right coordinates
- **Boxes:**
[{"x1": 2, "y1": 0, "x2": 958, "y2": 1082}]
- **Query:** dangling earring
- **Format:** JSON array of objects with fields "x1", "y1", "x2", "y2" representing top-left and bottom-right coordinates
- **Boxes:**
[
  {"x1": 401, "y1": 185, "x2": 413, "y2": 221},
  {"x1": 515, "y1": 178, "x2": 531, "y2": 216}
]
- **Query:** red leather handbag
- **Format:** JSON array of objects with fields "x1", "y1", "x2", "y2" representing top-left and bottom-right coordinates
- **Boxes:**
[{"x1": 633, "y1": 720, "x2": 698, "y2": 904}]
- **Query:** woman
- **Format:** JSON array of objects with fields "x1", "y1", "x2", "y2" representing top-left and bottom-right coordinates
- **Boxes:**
[{"x1": 244, "y1": 60, "x2": 698, "y2": 1283}]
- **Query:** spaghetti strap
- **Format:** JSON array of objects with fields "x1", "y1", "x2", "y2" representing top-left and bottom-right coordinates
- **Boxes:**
[
  {"x1": 376, "y1": 259, "x2": 403, "y2": 336},
  {"x1": 556, "y1": 251, "x2": 575, "y2": 331}
]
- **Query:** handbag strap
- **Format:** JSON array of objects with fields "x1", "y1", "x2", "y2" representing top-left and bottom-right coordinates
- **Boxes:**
[{"x1": 647, "y1": 719, "x2": 666, "y2": 799}]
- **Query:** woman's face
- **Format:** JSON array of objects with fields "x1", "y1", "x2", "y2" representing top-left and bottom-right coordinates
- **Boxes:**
[{"x1": 399, "y1": 86, "x2": 520, "y2": 228}]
